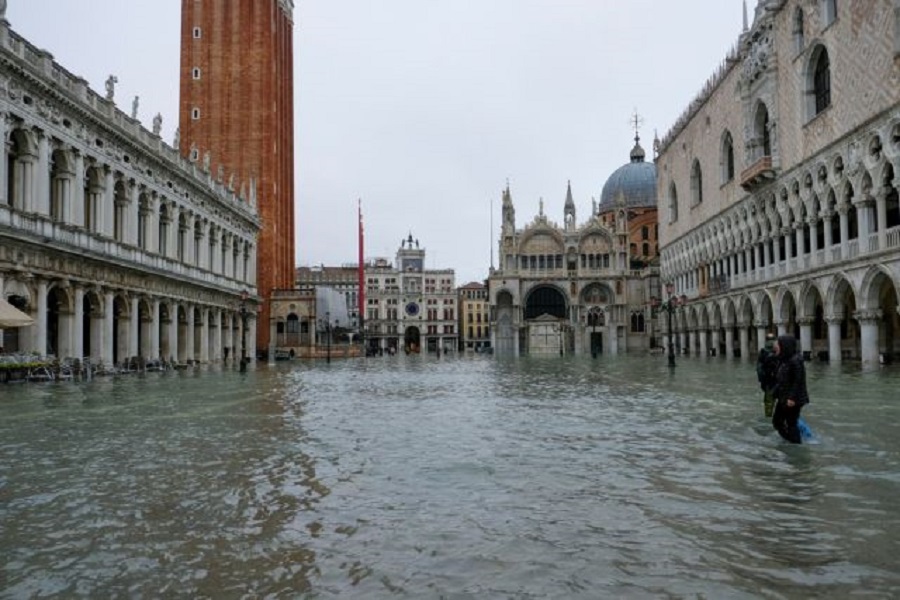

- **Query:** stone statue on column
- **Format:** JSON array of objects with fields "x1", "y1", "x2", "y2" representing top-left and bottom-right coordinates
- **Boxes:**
[
  {"x1": 173, "y1": 127, "x2": 180, "y2": 150},
  {"x1": 0, "y1": 0, "x2": 7, "y2": 20},
  {"x1": 131, "y1": 95, "x2": 140, "y2": 119},
  {"x1": 152, "y1": 113, "x2": 162, "y2": 136}
]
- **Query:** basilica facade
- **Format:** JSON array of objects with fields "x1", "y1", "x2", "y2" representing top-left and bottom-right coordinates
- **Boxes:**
[
  {"x1": 0, "y1": 17, "x2": 260, "y2": 367},
  {"x1": 657, "y1": 0, "x2": 900, "y2": 367},
  {"x1": 488, "y1": 140, "x2": 660, "y2": 356}
]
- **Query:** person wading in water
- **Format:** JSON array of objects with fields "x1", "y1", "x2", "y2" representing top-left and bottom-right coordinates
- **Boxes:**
[
  {"x1": 756, "y1": 333, "x2": 779, "y2": 418},
  {"x1": 771, "y1": 334, "x2": 810, "y2": 444}
]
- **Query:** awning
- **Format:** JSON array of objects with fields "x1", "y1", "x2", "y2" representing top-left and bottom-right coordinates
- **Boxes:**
[{"x1": 0, "y1": 298, "x2": 33, "y2": 328}]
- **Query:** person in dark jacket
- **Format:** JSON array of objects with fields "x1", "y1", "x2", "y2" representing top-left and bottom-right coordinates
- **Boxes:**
[
  {"x1": 771, "y1": 334, "x2": 810, "y2": 443},
  {"x1": 756, "y1": 333, "x2": 778, "y2": 417}
]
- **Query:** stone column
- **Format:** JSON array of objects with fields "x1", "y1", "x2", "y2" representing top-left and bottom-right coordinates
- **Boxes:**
[
  {"x1": 147, "y1": 193, "x2": 159, "y2": 254},
  {"x1": 213, "y1": 308, "x2": 222, "y2": 362},
  {"x1": 35, "y1": 132, "x2": 50, "y2": 216},
  {"x1": 739, "y1": 326, "x2": 749, "y2": 361},
  {"x1": 688, "y1": 329, "x2": 697, "y2": 355},
  {"x1": 126, "y1": 181, "x2": 139, "y2": 246},
  {"x1": 826, "y1": 316, "x2": 843, "y2": 365},
  {"x1": 268, "y1": 317, "x2": 277, "y2": 365},
  {"x1": 823, "y1": 213, "x2": 834, "y2": 256},
  {"x1": 838, "y1": 205, "x2": 849, "y2": 258},
  {"x1": 200, "y1": 307, "x2": 209, "y2": 362},
  {"x1": 876, "y1": 188, "x2": 889, "y2": 250},
  {"x1": 129, "y1": 296, "x2": 139, "y2": 360},
  {"x1": 781, "y1": 229, "x2": 791, "y2": 269},
  {"x1": 72, "y1": 151, "x2": 85, "y2": 227},
  {"x1": 798, "y1": 317, "x2": 814, "y2": 359},
  {"x1": 858, "y1": 197, "x2": 874, "y2": 252},
  {"x1": 102, "y1": 290, "x2": 114, "y2": 367},
  {"x1": 604, "y1": 319, "x2": 619, "y2": 355},
  {"x1": 151, "y1": 299, "x2": 161, "y2": 359},
  {"x1": 168, "y1": 303, "x2": 179, "y2": 363},
  {"x1": 710, "y1": 327, "x2": 720, "y2": 356},
  {"x1": 776, "y1": 320, "x2": 787, "y2": 337},
  {"x1": 724, "y1": 326, "x2": 734, "y2": 358},
  {"x1": 100, "y1": 168, "x2": 113, "y2": 238},
  {"x1": 73, "y1": 286, "x2": 84, "y2": 358},
  {"x1": 808, "y1": 218, "x2": 819, "y2": 262},
  {"x1": 248, "y1": 316, "x2": 257, "y2": 362},
  {"x1": 90, "y1": 295, "x2": 103, "y2": 363},
  {"x1": 18, "y1": 156, "x2": 36, "y2": 212},
  {"x1": 185, "y1": 304, "x2": 195, "y2": 362},
  {"x1": 698, "y1": 327, "x2": 708, "y2": 356},
  {"x1": 34, "y1": 279, "x2": 48, "y2": 356},
  {"x1": 228, "y1": 313, "x2": 236, "y2": 363},
  {"x1": 854, "y1": 309, "x2": 882, "y2": 367},
  {"x1": 248, "y1": 244, "x2": 257, "y2": 284},
  {"x1": 756, "y1": 324, "x2": 767, "y2": 353}
]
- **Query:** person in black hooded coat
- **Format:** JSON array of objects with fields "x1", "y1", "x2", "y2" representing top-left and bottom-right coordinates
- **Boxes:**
[{"x1": 771, "y1": 334, "x2": 810, "y2": 443}]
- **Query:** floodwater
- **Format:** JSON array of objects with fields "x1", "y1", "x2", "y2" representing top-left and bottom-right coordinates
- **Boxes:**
[{"x1": 1, "y1": 354, "x2": 899, "y2": 599}]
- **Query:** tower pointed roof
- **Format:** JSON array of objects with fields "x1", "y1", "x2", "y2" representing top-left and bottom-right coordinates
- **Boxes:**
[{"x1": 564, "y1": 180, "x2": 575, "y2": 209}]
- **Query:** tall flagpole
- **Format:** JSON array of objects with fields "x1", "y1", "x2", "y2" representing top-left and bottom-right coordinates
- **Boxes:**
[{"x1": 358, "y1": 198, "x2": 366, "y2": 354}]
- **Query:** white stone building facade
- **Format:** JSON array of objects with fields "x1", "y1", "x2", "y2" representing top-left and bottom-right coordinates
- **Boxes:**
[
  {"x1": 364, "y1": 235, "x2": 457, "y2": 354},
  {"x1": 657, "y1": 0, "x2": 900, "y2": 367},
  {"x1": 0, "y1": 18, "x2": 260, "y2": 366}
]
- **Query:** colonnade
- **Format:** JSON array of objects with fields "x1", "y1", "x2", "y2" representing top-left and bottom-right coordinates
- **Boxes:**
[{"x1": 1, "y1": 274, "x2": 257, "y2": 367}]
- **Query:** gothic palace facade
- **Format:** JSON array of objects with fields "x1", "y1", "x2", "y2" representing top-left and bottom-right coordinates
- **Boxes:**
[
  {"x1": 0, "y1": 17, "x2": 260, "y2": 366},
  {"x1": 657, "y1": 0, "x2": 900, "y2": 367}
]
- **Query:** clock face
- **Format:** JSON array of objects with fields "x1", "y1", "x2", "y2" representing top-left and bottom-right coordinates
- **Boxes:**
[{"x1": 405, "y1": 302, "x2": 420, "y2": 317}]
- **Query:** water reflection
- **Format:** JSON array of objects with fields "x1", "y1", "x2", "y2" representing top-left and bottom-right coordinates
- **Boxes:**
[{"x1": 1, "y1": 356, "x2": 899, "y2": 598}]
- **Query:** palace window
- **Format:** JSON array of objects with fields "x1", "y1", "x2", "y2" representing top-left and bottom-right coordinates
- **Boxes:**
[
  {"x1": 192, "y1": 67, "x2": 201, "y2": 80},
  {"x1": 192, "y1": 27, "x2": 202, "y2": 39},
  {"x1": 191, "y1": 107, "x2": 201, "y2": 120},
  {"x1": 690, "y1": 160, "x2": 703, "y2": 206},
  {"x1": 812, "y1": 46, "x2": 831, "y2": 116},
  {"x1": 721, "y1": 131, "x2": 735, "y2": 183},
  {"x1": 668, "y1": 182, "x2": 679, "y2": 223}
]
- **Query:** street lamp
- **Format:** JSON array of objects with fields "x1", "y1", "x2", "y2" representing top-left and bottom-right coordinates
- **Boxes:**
[
  {"x1": 663, "y1": 282, "x2": 678, "y2": 368},
  {"x1": 239, "y1": 290, "x2": 248, "y2": 372}
]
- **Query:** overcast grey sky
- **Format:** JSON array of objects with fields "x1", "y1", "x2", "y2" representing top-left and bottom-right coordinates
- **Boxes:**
[{"x1": 12, "y1": 1, "x2": 745, "y2": 285}]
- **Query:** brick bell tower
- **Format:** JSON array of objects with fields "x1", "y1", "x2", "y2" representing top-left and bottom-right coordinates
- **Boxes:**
[{"x1": 178, "y1": 0, "x2": 296, "y2": 353}]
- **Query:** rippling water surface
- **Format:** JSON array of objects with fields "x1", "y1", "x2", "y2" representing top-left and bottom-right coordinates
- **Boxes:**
[{"x1": 2, "y1": 355, "x2": 899, "y2": 598}]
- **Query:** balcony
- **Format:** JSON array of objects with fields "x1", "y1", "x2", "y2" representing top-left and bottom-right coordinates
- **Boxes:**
[{"x1": 740, "y1": 156, "x2": 775, "y2": 191}]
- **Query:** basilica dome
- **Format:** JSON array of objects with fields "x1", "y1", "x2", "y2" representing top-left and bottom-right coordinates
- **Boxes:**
[{"x1": 598, "y1": 138, "x2": 657, "y2": 214}]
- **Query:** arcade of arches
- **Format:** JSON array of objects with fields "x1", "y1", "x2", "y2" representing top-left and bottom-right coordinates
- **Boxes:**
[
  {"x1": 667, "y1": 267, "x2": 900, "y2": 365},
  {"x1": 1, "y1": 274, "x2": 255, "y2": 367}
]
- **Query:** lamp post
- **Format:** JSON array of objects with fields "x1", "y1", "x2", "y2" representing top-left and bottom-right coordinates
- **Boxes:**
[
  {"x1": 239, "y1": 290, "x2": 248, "y2": 372},
  {"x1": 664, "y1": 282, "x2": 677, "y2": 368}
]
